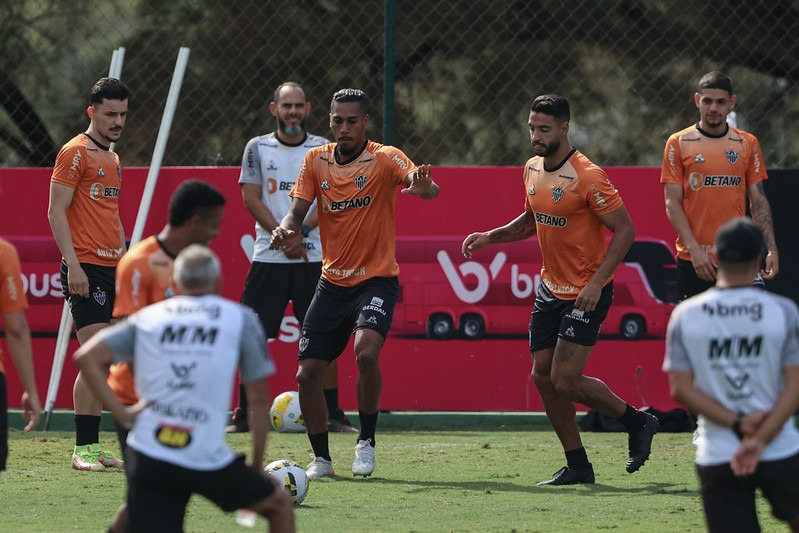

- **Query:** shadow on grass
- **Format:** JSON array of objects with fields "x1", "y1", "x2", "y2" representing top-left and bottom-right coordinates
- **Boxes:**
[{"x1": 316, "y1": 475, "x2": 697, "y2": 498}]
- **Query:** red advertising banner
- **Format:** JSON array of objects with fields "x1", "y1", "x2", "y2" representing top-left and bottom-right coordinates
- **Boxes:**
[{"x1": 0, "y1": 166, "x2": 680, "y2": 411}]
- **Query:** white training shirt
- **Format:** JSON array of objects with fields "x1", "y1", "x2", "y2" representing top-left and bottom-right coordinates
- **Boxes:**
[
  {"x1": 663, "y1": 286, "x2": 799, "y2": 466},
  {"x1": 98, "y1": 294, "x2": 276, "y2": 470},
  {"x1": 238, "y1": 132, "x2": 328, "y2": 263}
]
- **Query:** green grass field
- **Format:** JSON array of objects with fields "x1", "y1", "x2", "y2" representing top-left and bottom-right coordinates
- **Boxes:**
[{"x1": 0, "y1": 425, "x2": 786, "y2": 532}]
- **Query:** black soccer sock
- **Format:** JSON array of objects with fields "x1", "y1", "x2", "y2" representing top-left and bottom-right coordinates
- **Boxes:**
[
  {"x1": 308, "y1": 431, "x2": 331, "y2": 461},
  {"x1": 237, "y1": 382, "x2": 248, "y2": 419},
  {"x1": 75, "y1": 414, "x2": 101, "y2": 446},
  {"x1": 565, "y1": 447, "x2": 591, "y2": 471},
  {"x1": 357, "y1": 410, "x2": 379, "y2": 446},
  {"x1": 617, "y1": 403, "x2": 646, "y2": 432},
  {"x1": 324, "y1": 387, "x2": 340, "y2": 417}
]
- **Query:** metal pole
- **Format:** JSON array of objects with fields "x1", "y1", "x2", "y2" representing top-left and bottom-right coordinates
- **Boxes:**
[
  {"x1": 383, "y1": 0, "x2": 396, "y2": 145},
  {"x1": 130, "y1": 47, "x2": 191, "y2": 246}
]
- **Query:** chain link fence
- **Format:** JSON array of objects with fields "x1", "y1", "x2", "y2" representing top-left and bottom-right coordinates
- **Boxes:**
[{"x1": 2, "y1": 0, "x2": 798, "y2": 169}]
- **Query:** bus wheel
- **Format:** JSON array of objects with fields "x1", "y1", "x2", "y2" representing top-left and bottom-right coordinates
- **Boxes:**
[
  {"x1": 621, "y1": 315, "x2": 645, "y2": 339},
  {"x1": 459, "y1": 314, "x2": 485, "y2": 340},
  {"x1": 427, "y1": 314, "x2": 454, "y2": 340}
]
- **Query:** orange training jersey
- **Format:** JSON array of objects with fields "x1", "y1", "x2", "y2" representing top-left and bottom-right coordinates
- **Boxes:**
[
  {"x1": 291, "y1": 141, "x2": 415, "y2": 287},
  {"x1": 0, "y1": 238, "x2": 29, "y2": 375},
  {"x1": 660, "y1": 125, "x2": 767, "y2": 262},
  {"x1": 108, "y1": 236, "x2": 177, "y2": 404},
  {"x1": 523, "y1": 149, "x2": 624, "y2": 300},
  {"x1": 51, "y1": 133, "x2": 123, "y2": 267}
]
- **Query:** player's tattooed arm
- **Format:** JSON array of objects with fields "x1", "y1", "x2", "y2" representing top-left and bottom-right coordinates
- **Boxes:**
[
  {"x1": 750, "y1": 182, "x2": 778, "y2": 253},
  {"x1": 462, "y1": 211, "x2": 536, "y2": 259}
]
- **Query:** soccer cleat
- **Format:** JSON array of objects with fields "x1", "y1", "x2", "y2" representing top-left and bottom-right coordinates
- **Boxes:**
[
  {"x1": 352, "y1": 439, "x2": 375, "y2": 477},
  {"x1": 72, "y1": 444, "x2": 106, "y2": 471},
  {"x1": 305, "y1": 457, "x2": 334, "y2": 480},
  {"x1": 537, "y1": 465, "x2": 595, "y2": 486},
  {"x1": 626, "y1": 411, "x2": 659, "y2": 473},
  {"x1": 96, "y1": 445, "x2": 123, "y2": 468},
  {"x1": 328, "y1": 410, "x2": 358, "y2": 433}
]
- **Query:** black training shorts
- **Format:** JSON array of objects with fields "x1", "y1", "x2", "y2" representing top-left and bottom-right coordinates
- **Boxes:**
[
  {"x1": 697, "y1": 452, "x2": 799, "y2": 531},
  {"x1": 241, "y1": 261, "x2": 322, "y2": 338},
  {"x1": 125, "y1": 449, "x2": 276, "y2": 531},
  {"x1": 529, "y1": 281, "x2": 613, "y2": 352},
  {"x1": 298, "y1": 276, "x2": 399, "y2": 362},
  {"x1": 60, "y1": 260, "x2": 115, "y2": 330}
]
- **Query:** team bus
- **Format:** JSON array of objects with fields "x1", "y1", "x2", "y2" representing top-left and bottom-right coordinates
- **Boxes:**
[{"x1": 392, "y1": 236, "x2": 677, "y2": 340}]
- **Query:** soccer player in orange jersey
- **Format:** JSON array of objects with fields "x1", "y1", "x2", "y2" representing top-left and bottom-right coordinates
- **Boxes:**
[
  {"x1": 272, "y1": 88, "x2": 439, "y2": 479},
  {"x1": 230, "y1": 81, "x2": 356, "y2": 435},
  {"x1": 462, "y1": 95, "x2": 659, "y2": 485},
  {"x1": 48, "y1": 77, "x2": 129, "y2": 471},
  {"x1": 0, "y1": 237, "x2": 42, "y2": 471},
  {"x1": 661, "y1": 71, "x2": 778, "y2": 301}
]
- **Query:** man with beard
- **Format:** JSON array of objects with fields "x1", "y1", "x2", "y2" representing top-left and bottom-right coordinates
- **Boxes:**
[
  {"x1": 229, "y1": 82, "x2": 357, "y2": 434},
  {"x1": 461, "y1": 94, "x2": 658, "y2": 485},
  {"x1": 661, "y1": 71, "x2": 779, "y2": 301}
]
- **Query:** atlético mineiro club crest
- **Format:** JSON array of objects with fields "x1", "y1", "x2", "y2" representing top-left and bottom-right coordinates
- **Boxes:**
[
  {"x1": 552, "y1": 186, "x2": 563, "y2": 203},
  {"x1": 93, "y1": 288, "x2": 107, "y2": 306},
  {"x1": 354, "y1": 175, "x2": 367, "y2": 190},
  {"x1": 726, "y1": 149, "x2": 739, "y2": 165}
]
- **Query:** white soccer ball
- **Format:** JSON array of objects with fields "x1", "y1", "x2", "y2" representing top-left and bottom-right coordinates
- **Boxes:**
[
  {"x1": 264, "y1": 459, "x2": 309, "y2": 506},
  {"x1": 270, "y1": 391, "x2": 305, "y2": 433}
]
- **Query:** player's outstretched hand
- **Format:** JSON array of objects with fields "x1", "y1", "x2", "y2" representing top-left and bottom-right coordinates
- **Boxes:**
[{"x1": 401, "y1": 164, "x2": 433, "y2": 196}]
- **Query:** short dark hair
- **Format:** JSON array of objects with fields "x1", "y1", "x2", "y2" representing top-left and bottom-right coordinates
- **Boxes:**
[
  {"x1": 331, "y1": 88, "x2": 368, "y2": 113},
  {"x1": 90, "y1": 77, "x2": 129, "y2": 105},
  {"x1": 273, "y1": 81, "x2": 305, "y2": 104},
  {"x1": 168, "y1": 179, "x2": 226, "y2": 227},
  {"x1": 530, "y1": 94, "x2": 570, "y2": 121},
  {"x1": 715, "y1": 216, "x2": 765, "y2": 265},
  {"x1": 698, "y1": 71, "x2": 734, "y2": 95}
]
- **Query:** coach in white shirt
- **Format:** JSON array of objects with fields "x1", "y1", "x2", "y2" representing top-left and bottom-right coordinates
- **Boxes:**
[
  {"x1": 663, "y1": 217, "x2": 799, "y2": 533},
  {"x1": 75, "y1": 244, "x2": 294, "y2": 533}
]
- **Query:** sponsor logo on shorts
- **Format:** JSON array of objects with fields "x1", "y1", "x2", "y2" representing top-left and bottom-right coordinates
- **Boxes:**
[
  {"x1": 370, "y1": 297, "x2": 384, "y2": 307},
  {"x1": 566, "y1": 308, "x2": 590, "y2": 323},
  {"x1": 564, "y1": 326, "x2": 575, "y2": 337},
  {"x1": 366, "y1": 316, "x2": 378, "y2": 325}
]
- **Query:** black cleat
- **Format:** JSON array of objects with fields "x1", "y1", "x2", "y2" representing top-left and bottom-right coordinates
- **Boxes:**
[
  {"x1": 327, "y1": 409, "x2": 358, "y2": 433},
  {"x1": 537, "y1": 465, "x2": 595, "y2": 486},
  {"x1": 626, "y1": 412, "x2": 659, "y2": 473}
]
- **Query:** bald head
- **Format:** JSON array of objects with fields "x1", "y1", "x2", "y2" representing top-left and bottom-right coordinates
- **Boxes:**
[{"x1": 173, "y1": 244, "x2": 220, "y2": 294}]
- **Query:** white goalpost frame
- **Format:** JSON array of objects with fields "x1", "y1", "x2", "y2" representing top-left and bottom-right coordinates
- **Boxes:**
[{"x1": 42, "y1": 47, "x2": 190, "y2": 429}]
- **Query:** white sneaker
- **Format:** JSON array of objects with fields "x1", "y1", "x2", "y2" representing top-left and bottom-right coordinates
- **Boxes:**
[
  {"x1": 305, "y1": 456, "x2": 334, "y2": 479},
  {"x1": 352, "y1": 439, "x2": 375, "y2": 477}
]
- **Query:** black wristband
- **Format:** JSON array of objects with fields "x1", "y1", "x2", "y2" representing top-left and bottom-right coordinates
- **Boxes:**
[
  {"x1": 732, "y1": 412, "x2": 745, "y2": 440},
  {"x1": 300, "y1": 225, "x2": 311, "y2": 237}
]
